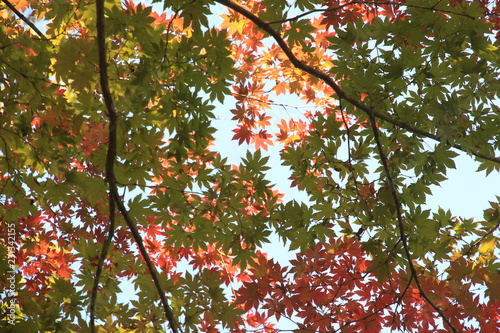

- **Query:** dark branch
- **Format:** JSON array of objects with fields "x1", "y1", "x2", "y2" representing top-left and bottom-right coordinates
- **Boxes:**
[
  {"x1": 267, "y1": 0, "x2": 475, "y2": 24},
  {"x1": 1, "y1": 0, "x2": 48, "y2": 40},
  {"x1": 367, "y1": 114, "x2": 459, "y2": 333},
  {"x1": 94, "y1": 1, "x2": 181, "y2": 332},
  {"x1": 214, "y1": 0, "x2": 500, "y2": 165},
  {"x1": 90, "y1": 199, "x2": 116, "y2": 330}
]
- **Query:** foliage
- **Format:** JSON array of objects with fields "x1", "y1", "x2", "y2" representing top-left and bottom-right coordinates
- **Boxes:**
[{"x1": 0, "y1": 0, "x2": 499, "y2": 332}]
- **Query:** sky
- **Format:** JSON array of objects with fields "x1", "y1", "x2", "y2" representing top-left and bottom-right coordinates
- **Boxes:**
[
  {"x1": 202, "y1": 0, "x2": 500, "y2": 227},
  {"x1": 208, "y1": 65, "x2": 500, "y2": 333},
  {"x1": 211, "y1": 96, "x2": 500, "y2": 262}
]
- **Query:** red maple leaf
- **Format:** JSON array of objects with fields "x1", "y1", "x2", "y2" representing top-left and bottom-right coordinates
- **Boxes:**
[{"x1": 232, "y1": 125, "x2": 253, "y2": 145}]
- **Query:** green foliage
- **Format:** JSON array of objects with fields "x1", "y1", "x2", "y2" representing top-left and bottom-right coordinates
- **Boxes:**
[{"x1": 1, "y1": 0, "x2": 499, "y2": 332}]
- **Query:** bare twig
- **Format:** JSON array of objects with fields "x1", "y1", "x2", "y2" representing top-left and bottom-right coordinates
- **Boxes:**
[
  {"x1": 1, "y1": 0, "x2": 48, "y2": 40},
  {"x1": 94, "y1": 1, "x2": 180, "y2": 332},
  {"x1": 215, "y1": 0, "x2": 500, "y2": 165}
]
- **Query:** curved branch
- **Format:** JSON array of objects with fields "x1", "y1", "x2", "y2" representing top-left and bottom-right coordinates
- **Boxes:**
[
  {"x1": 367, "y1": 113, "x2": 459, "y2": 333},
  {"x1": 214, "y1": 0, "x2": 500, "y2": 165},
  {"x1": 95, "y1": 1, "x2": 181, "y2": 332},
  {"x1": 90, "y1": 199, "x2": 116, "y2": 331},
  {"x1": 1, "y1": 0, "x2": 48, "y2": 40}
]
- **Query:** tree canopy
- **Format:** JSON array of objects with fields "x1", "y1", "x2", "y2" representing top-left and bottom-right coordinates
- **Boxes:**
[{"x1": 1, "y1": 0, "x2": 499, "y2": 332}]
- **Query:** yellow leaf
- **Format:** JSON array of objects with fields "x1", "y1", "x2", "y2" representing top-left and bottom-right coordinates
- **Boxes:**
[
  {"x1": 478, "y1": 238, "x2": 497, "y2": 254},
  {"x1": 220, "y1": 15, "x2": 245, "y2": 36}
]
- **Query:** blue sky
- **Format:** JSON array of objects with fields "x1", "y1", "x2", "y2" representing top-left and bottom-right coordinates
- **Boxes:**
[{"x1": 211, "y1": 94, "x2": 500, "y2": 257}]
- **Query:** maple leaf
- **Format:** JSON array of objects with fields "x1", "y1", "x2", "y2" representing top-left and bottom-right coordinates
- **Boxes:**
[
  {"x1": 230, "y1": 104, "x2": 247, "y2": 122},
  {"x1": 276, "y1": 128, "x2": 289, "y2": 143},
  {"x1": 274, "y1": 81, "x2": 288, "y2": 95},
  {"x1": 220, "y1": 14, "x2": 246, "y2": 36},
  {"x1": 11, "y1": 0, "x2": 29, "y2": 11},
  {"x1": 251, "y1": 130, "x2": 274, "y2": 151},
  {"x1": 256, "y1": 115, "x2": 271, "y2": 128},
  {"x1": 232, "y1": 125, "x2": 253, "y2": 144},
  {"x1": 56, "y1": 264, "x2": 74, "y2": 279},
  {"x1": 144, "y1": 220, "x2": 163, "y2": 239},
  {"x1": 151, "y1": 9, "x2": 168, "y2": 26},
  {"x1": 245, "y1": 36, "x2": 264, "y2": 52}
]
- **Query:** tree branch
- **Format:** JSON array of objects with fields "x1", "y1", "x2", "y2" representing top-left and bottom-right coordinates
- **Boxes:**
[
  {"x1": 90, "y1": 199, "x2": 116, "y2": 331},
  {"x1": 94, "y1": 1, "x2": 180, "y2": 332},
  {"x1": 267, "y1": 0, "x2": 475, "y2": 24},
  {"x1": 1, "y1": 0, "x2": 48, "y2": 40},
  {"x1": 367, "y1": 114, "x2": 459, "y2": 333},
  {"x1": 214, "y1": 0, "x2": 500, "y2": 165}
]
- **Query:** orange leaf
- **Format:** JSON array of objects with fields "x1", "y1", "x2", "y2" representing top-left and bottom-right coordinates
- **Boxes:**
[{"x1": 252, "y1": 130, "x2": 273, "y2": 151}]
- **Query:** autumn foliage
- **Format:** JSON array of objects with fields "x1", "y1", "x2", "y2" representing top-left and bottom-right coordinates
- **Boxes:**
[{"x1": 1, "y1": 0, "x2": 500, "y2": 332}]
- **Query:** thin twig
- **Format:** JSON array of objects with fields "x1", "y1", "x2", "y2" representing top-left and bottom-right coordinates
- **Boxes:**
[
  {"x1": 215, "y1": 0, "x2": 500, "y2": 165},
  {"x1": 1, "y1": 0, "x2": 48, "y2": 40},
  {"x1": 267, "y1": 0, "x2": 475, "y2": 24},
  {"x1": 94, "y1": 1, "x2": 180, "y2": 332}
]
